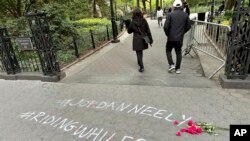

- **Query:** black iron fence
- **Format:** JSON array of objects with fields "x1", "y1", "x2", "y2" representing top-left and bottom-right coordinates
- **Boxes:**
[
  {"x1": 0, "y1": 0, "x2": 123, "y2": 81},
  {"x1": 225, "y1": 0, "x2": 250, "y2": 79},
  {"x1": 12, "y1": 36, "x2": 42, "y2": 72},
  {"x1": 1, "y1": 23, "x2": 121, "y2": 73},
  {"x1": 57, "y1": 23, "x2": 121, "y2": 67},
  {"x1": 0, "y1": 27, "x2": 21, "y2": 74},
  {"x1": 0, "y1": 7, "x2": 123, "y2": 82}
]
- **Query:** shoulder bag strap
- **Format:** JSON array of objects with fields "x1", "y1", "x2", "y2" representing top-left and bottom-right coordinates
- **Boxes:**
[{"x1": 137, "y1": 26, "x2": 146, "y2": 36}]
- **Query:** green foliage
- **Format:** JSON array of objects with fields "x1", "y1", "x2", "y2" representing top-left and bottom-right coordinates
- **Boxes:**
[
  {"x1": 64, "y1": 0, "x2": 91, "y2": 20},
  {"x1": 72, "y1": 18, "x2": 111, "y2": 36},
  {"x1": 224, "y1": 10, "x2": 233, "y2": 19},
  {"x1": 42, "y1": 3, "x2": 76, "y2": 50},
  {"x1": 0, "y1": 0, "x2": 125, "y2": 67},
  {"x1": 4, "y1": 17, "x2": 30, "y2": 36},
  {"x1": 0, "y1": 0, "x2": 24, "y2": 18},
  {"x1": 214, "y1": 10, "x2": 233, "y2": 26},
  {"x1": 72, "y1": 18, "x2": 111, "y2": 26}
]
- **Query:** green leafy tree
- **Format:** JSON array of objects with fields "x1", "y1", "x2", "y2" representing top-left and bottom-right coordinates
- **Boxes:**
[
  {"x1": 0, "y1": 0, "x2": 24, "y2": 18},
  {"x1": 155, "y1": 0, "x2": 159, "y2": 10},
  {"x1": 225, "y1": 0, "x2": 235, "y2": 10}
]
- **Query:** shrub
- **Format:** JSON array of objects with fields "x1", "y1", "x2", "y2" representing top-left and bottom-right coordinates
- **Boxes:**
[{"x1": 71, "y1": 18, "x2": 111, "y2": 27}]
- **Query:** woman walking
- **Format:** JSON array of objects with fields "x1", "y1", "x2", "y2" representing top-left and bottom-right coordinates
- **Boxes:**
[{"x1": 127, "y1": 8, "x2": 153, "y2": 72}]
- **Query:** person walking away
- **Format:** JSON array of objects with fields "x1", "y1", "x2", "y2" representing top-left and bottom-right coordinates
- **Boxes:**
[
  {"x1": 218, "y1": 1, "x2": 225, "y2": 15},
  {"x1": 127, "y1": 8, "x2": 153, "y2": 72},
  {"x1": 167, "y1": 6, "x2": 172, "y2": 14},
  {"x1": 163, "y1": 0, "x2": 191, "y2": 74},
  {"x1": 183, "y1": 1, "x2": 190, "y2": 15},
  {"x1": 119, "y1": 15, "x2": 124, "y2": 31},
  {"x1": 157, "y1": 6, "x2": 164, "y2": 27}
]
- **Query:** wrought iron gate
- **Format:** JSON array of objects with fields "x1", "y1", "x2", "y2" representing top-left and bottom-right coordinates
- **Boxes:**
[
  {"x1": 0, "y1": 27, "x2": 20, "y2": 74},
  {"x1": 0, "y1": 1, "x2": 62, "y2": 81},
  {"x1": 24, "y1": 2, "x2": 60, "y2": 76},
  {"x1": 225, "y1": 0, "x2": 250, "y2": 79}
]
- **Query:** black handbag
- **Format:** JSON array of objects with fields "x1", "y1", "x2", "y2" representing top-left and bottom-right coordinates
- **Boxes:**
[{"x1": 137, "y1": 26, "x2": 152, "y2": 46}]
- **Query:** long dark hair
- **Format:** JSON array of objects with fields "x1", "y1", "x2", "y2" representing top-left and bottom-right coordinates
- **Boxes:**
[{"x1": 132, "y1": 8, "x2": 143, "y2": 19}]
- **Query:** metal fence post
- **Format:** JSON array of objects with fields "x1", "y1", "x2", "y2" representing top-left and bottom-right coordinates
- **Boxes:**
[
  {"x1": 90, "y1": 30, "x2": 96, "y2": 49},
  {"x1": 0, "y1": 27, "x2": 20, "y2": 74},
  {"x1": 106, "y1": 25, "x2": 110, "y2": 40},
  {"x1": 72, "y1": 35, "x2": 79, "y2": 58}
]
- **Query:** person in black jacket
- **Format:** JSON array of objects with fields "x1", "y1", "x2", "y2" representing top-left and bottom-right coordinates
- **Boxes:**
[
  {"x1": 127, "y1": 8, "x2": 153, "y2": 72},
  {"x1": 164, "y1": 0, "x2": 191, "y2": 74}
]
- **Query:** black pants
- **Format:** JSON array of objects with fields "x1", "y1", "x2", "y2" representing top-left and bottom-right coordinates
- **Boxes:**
[
  {"x1": 158, "y1": 17, "x2": 163, "y2": 26},
  {"x1": 136, "y1": 50, "x2": 144, "y2": 68},
  {"x1": 166, "y1": 41, "x2": 183, "y2": 70}
]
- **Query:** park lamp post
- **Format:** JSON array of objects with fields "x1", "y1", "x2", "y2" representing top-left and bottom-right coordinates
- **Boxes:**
[{"x1": 109, "y1": 0, "x2": 120, "y2": 43}]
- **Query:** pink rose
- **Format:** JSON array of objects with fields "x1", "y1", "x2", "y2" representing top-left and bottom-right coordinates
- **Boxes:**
[
  {"x1": 180, "y1": 128, "x2": 187, "y2": 132},
  {"x1": 176, "y1": 131, "x2": 181, "y2": 136},
  {"x1": 173, "y1": 120, "x2": 179, "y2": 125},
  {"x1": 196, "y1": 127, "x2": 203, "y2": 133},
  {"x1": 188, "y1": 120, "x2": 194, "y2": 126}
]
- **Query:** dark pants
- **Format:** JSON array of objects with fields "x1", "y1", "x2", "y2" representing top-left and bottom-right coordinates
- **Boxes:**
[
  {"x1": 158, "y1": 17, "x2": 163, "y2": 26},
  {"x1": 136, "y1": 50, "x2": 144, "y2": 68},
  {"x1": 166, "y1": 41, "x2": 183, "y2": 70}
]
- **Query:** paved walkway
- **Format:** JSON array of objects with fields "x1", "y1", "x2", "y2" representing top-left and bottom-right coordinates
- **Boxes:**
[
  {"x1": 0, "y1": 19, "x2": 249, "y2": 141},
  {"x1": 62, "y1": 19, "x2": 217, "y2": 88}
]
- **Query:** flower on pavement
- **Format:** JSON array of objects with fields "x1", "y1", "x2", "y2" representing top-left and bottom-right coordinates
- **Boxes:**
[
  {"x1": 176, "y1": 131, "x2": 181, "y2": 136},
  {"x1": 188, "y1": 120, "x2": 194, "y2": 126},
  {"x1": 173, "y1": 120, "x2": 179, "y2": 125},
  {"x1": 180, "y1": 128, "x2": 187, "y2": 132},
  {"x1": 175, "y1": 120, "x2": 203, "y2": 136}
]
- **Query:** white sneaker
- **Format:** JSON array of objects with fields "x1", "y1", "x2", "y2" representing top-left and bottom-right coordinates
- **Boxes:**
[
  {"x1": 168, "y1": 65, "x2": 175, "y2": 72},
  {"x1": 176, "y1": 69, "x2": 181, "y2": 74}
]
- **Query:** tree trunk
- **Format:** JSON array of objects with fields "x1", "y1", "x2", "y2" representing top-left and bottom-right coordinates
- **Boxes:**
[
  {"x1": 156, "y1": 0, "x2": 159, "y2": 11},
  {"x1": 225, "y1": 0, "x2": 236, "y2": 10},
  {"x1": 16, "y1": 0, "x2": 22, "y2": 17},
  {"x1": 93, "y1": 0, "x2": 98, "y2": 17},
  {"x1": 137, "y1": 0, "x2": 140, "y2": 8},
  {"x1": 7, "y1": 0, "x2": 19, "y2": 18},
  {"x1": 150, "y1": 0, "x2": 152, "y2": 11},
  {"x1": 142, "y1": 0, "x2": 146, "y2": 11}
]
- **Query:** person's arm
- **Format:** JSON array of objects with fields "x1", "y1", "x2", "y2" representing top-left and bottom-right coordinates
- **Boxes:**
[
  {"x1": 164, "y1": 14, "x2": 171, "y2": 36},
  {"x1": 186, "y1": 6, "x2": 190, "y2": 15},
  {"x1": 185, "y1": 15, "x2": 192, "y2": 33},
  {"x1": 144, "y1": 19, "x2": 153, "y2": 44},
  {"x1": 127, "y1": 20, "x2": 134, "y2": 34}
]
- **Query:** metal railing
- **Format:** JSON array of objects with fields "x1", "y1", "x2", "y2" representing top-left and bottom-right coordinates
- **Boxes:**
[
  {"x1": 1, "y1": 23, "x2": 122, "y2": 76},
  {"x1": 0, "y1": 59, "x2": 5, "y2": 72},
  {"x1": 184, "y1": 20, "x2": 231, "y2": 79},
  {"x1": 57, "y1": 25, "x2": 114, "y2": 67}
]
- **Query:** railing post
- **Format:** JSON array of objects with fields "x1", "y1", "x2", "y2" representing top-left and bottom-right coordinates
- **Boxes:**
[
  {"x1": 106, "y1": 25, "x2": 110, "y2": 40},
  {"x1": 90, "y1": 30, "x2": 96, "y2": 49},
  {"x1": 0, "y1": 27, "x2": 20, "y2": 74},
  {"x1": 72, "y1": 35, "x2": 79, "y2": 58}
]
